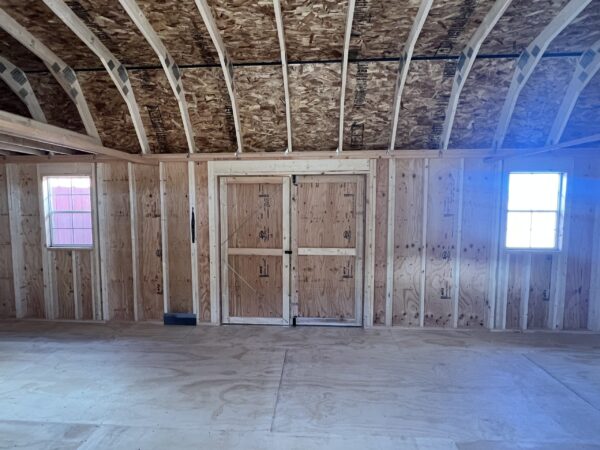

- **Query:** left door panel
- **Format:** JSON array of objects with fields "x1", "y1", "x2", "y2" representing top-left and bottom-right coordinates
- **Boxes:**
[{"x1": 220, "y1": 177, "x2": 290, "y2": 324}]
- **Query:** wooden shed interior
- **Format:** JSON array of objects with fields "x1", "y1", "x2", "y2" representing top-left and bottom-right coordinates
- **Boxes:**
[{"x1": 0, "y1": 0, "x2": 599, "y2": 448}]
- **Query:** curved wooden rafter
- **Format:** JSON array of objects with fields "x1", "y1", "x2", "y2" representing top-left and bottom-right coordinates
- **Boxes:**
[
  {"x1": 547, "y1": 38, "x2": 600, "y2": 145},
  {"x1": 273, "y1": 0, "x2": 292, "y2": 153},
  {"x1": 0, "y1": 54, "x2": 47, "y2": 123},
  {"x1": 43, "y1": 0, "x2": 150, "y2": 154},
  {"x1": 118, "y1": 0, "x2": 197, "y2": 154},
  {"x1": 388, "y1": 0, "x2": 434, "y2": 152},
  {"x1": 0, "y1": 8, "x2": 100, "y2": 140},
  {"x1": 337, "y1": 0, "x2": 356, "y2": 153},
  {"x1": 193, "y1": 0, "x2": 243, "y2": 154},
  {"x1": 492, "y1": 0, "x2": 591, "y2": 149},
  {"x1": 440, "y1": 0, "x2": 513, "y2": 151}
]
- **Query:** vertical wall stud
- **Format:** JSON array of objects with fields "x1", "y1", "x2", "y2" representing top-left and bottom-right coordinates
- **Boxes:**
[
  {"x1": 189, "y1": 161, "x2": 200, "y2": 317},
  {"x1": 128, "y1": 162, "x2": 140, "y2": 321},
  {"x1": 159, "y1": 162, "x2": 170, "y2": 314},
  {"x1": 487, "y1": 160, "x2": 503, "y2": 329},
  {"x1": 6, "y1": 164, "x2": 23, "y2": 318},
  {"x1": 385, "y1": 159, "x2": 396, "y2": 327},
  {"x1": 419, "y1": 159, "x2": 429, "y2": 327},
  {"x1": 452, "y1": 158, "x2": 465, "y2": 328}
]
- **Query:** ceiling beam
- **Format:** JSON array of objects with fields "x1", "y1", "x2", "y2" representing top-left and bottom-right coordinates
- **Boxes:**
[
  {"x1": 547, "y1": 39, "x2": 600, "y2": 145},
  {"x1": 488, "y1": 132, "x2": 600, "y2": 161},
  {"x1": 0, "y1": 141, "x2": 47, "y2": 156},
  {"x1": 440, "y1": 0, "x2": 513, "y2": 151},
  {"x1": 0, "y1": 110, "x2": 146, "y2": 163},
  {"x1": 43, "y1": 0, "x2": 150, "y2": 154},
  {"x1": 0, "y1": 54, "x2": 47, "y2": 122},
  {"x1": 492, "y1": 0, "x2": 591, "y2": 149},
  {"x1": 388, "y1": 0, "x2": 434, "y2": 152},
  {"x1": 0, "y1": 8, "x2": 100, "y2": 140},
  {"x1": 193, "y1": 0, "x2": 243, "y2": 154},
  {"x1": 118, "y1": 0, "x2": 197, "y2": 154},
  {"x1": 273, "y1": 0, "x2": 292, "y2": 153},
  {"x1": 337, "y1": 0, "x2": 356, "y2": 153},
  {"x1": 0, "y1": 134, "x2": 79, "y2": 155}
]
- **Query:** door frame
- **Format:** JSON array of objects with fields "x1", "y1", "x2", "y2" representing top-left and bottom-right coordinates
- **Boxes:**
[{"x1": 207, "y1": 159, "x2": 377, "y2": 327}]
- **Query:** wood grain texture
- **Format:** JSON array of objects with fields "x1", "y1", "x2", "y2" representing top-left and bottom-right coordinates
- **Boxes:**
[
  {"x1": 209, "y1": 0, "x2": 280, "y2": 62},
  {"x1": 548, "y1": 0, "x2": 600, "y2": 53},
  {"x1": 561, "y1": 70, "x2": 600, "y2": 143},
  {"x1": 373, "y1": 159, "x2": 388, "y2": 325},
  {"x1": 348, "y1": 0, "x2": 419, "y2": 59},
  {"x1": 289, "y1": 63, "x2": 341, "y2": 151},
  {"x1": 195, "y1": 162, "x2": 211, "y2": 322},
  {"x1": 458, "y1": 159, "x2": 494, "y2": 328},
  {"x1": 164, "y1": 162, "x2": 192, "y2": 313},
  {"x1": 479, "y1": 0, "x2": 571, "y2": 55},
  {"x1": 392, "y1": 159, "x2": 424, "y2": 327},
  {"x1": 228, "y1": 255, "x2": 283, "y2": 318},
  {"x1": 78, "y1": 72, "x2": 140, "y2": 152},
  {"x1": 281, "y1": 0, "x2": 348, "y2": 61},
  {"x1": 182, "y1": 68, "x2": 236, "y2": 153},
  {"x1": 449, "y1": 58, "x2": 517, "y2": 149},
  {"x1": 504, "y1": 57, "x2": 577, "y2": 148},
  {"x1": 0, "y1": 165, "x2": 15, "y2": 318},
  {"x1": 423, "y1": 158, "x2": 460, "y2": 327},
  {"x1": 343, "y1": 62, "x2": 395, "y2": 151},
  {"x1": 136, "y1": 0, "x2": 218, "y2": 65},
  {"x1": 236, "y1": 66, "x2": 287, "y2": 152},
  {"x1": 100, "y1": 162, "x2": 134, "y2": 320},
  {"x1": 505, "y1": 253, "x2": 525, "y2": 329},
  {"x1": 527, "y1": 254, "x2": 553, "y2": 329},
  {"x1": 77, "y1": 250, "x2": 94, "y2": 320},
  {"x1": 53, "y1": 250, "x2": 75, "y2": 320},
  {"x1": 133, "y1": 164, "x2": 163, "y2": 321}
]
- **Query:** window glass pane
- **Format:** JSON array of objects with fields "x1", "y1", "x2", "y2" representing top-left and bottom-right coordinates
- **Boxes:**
[
  {"x1": 49, "y1": 178, "x2": 72, "y2": 195},
  {"x1": 72, "y1": 212, "x2": 92, "y2": 229},
  {"x1": 530, "y1": 212, "x2": 557, "y2": 249},
  {"x1": 507, "y1": 173, "x2": 561, "y2": 211},
  {"x1": 73, "y1": 229, "x2": 93, "y2": 246},
  {"x1": 52, "y1": 228, "x2": 73, "y2": 246},
  {"x1": 71, "y1": 177, "x2": 91, "y2": 192},
  {"x1": 51, "y1": 213, "x2": 73, "y2": 229},
  {"x1": 52, "y1": 194, "x2": 72, "y2": 211},
  {"x1": 72, "y1": 195, "x2": 91, "y2": 211},
  {"x1": 506, "y1": 211, "x2": 532, "y2": 248}
]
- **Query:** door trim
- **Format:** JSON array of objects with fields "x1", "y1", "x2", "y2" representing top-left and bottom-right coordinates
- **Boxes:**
[{"x1": 208, "y1": 159, "x2": 376, "y2": 327}]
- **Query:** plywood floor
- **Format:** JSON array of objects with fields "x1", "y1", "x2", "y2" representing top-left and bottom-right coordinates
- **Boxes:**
[{"x1": 1, "y1": 322, "x2": 599, "y2": 449}]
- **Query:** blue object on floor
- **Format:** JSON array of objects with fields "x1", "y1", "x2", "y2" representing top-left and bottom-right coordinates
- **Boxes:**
[{"x1": 163, "y1": 312, "x2": 197, "y2": 326}]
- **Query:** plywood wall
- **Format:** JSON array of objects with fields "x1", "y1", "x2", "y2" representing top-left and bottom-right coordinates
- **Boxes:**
[{"x1": 0, "y1": 165, "x2": 15, "y2": 318}]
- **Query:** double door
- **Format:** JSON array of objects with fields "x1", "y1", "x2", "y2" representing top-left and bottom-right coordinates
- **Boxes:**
[{"x1": 219, "y1": 175, "x2": 364, "y2": 326}]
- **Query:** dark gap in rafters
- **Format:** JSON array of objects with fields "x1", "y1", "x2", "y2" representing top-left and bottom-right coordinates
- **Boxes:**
[{"x1": 22, "y1": 52, "x2": 583, "y2": 74}]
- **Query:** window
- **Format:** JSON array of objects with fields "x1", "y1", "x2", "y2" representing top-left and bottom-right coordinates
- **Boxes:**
[
  {"x1": 505, "y1": 172, "x2": 566, "y2": 250},
  {"x1": 43, "y1": 176, "x2": 93, "y2": 248}
]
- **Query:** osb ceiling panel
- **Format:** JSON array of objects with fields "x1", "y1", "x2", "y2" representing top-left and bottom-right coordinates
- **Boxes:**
[
  {"x1": 449, "y1": 58, "x2": 517, "y2": 148},
  {"x1": 28, "y1": 73, "x2": 85, "y2": 133},
  {"x1": 209, "y1": 0, "x2": 280, "y2": 62},
  {"x1": 479, "y1": 0, "x2": 571, "y2": 55},
  {"x1": 0, "y1": 1, "x2": 100, "y2": 69},
  {"x1": 395, "y1": 60, "x2": 455, "y2": 150},
  {"x1": 413, "y1": 0, "x2": 496, "y2": 57},
  {"x1": 0, "y1": 29, "x2": 46, "y2": 71},
  {"x1": 504, "y1": 57, "x2": 577, "y2": 148},
  {"x1": 289, "y1": 63, "x2": 340, "y2": 151},
  {"x1": 136, "y1": 0, "x2": 218, "y2": 65},
  {"x1": 281, "y1": 0, "x2": 348, "y2": 61},
  {"x1": 343, "y1": 61, "x2": 395, "y2": 150},
  {"x1": 348, "y1": 0, "x2": 420, "y2": 59},
  {"x1": 0, "y1": 82, "x2": 30, "y2": 118},
  {"x1": 561, "y1": 70, "x2": 600, "y2": 142},
  {"x1": 129, "y1": 69, "x2": 188, "y2": 153},
  {"x1": 547, "y1": 1, "x2": 600, "y2": 53},
  {"x1": 78, "y1": 71, "x2": 140, "y2": 153},
  {"x1": 182, "y1": 67, "x2": 236, "y2": 153},
  {"x1": 235, "y1": 65, "x2": 287, "y2": 152},
  {"x1": 64, "y1": 0, "x2": 158, "y2": 66}
]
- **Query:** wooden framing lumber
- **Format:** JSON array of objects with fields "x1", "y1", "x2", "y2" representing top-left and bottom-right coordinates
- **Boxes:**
[
  {"x1": 193, "y1": 0, "x2": 243, "y2": 154},
  {"x1": 0, "y1": 9, "x2": 100, "y2": 140},
  {"x1": 159, "y1": 162, "x2": 169, "y2": 314},
  {"x1": 0, "y1": 55, "x2": 47, "y2": 123},
  {"x1": 43, "y1": 0, "x2": 150, "y2": 154},
  {"x1": 389, "y1": 0, "x2": 434, "y2": 151},
  {"x1": 273, "y1": 0, "x2": 292, "y2": 153},
  {"x1": 337, "y1": 0, "x2": 356, "y2": 153},
  {"x1": 128, "y1": 162, "x2": 140, "y2": 321},
  {"x1": 451, "y1": 159, "x2": 465, "y2": 328},
  {"x1": 384, "y1": 160, "x2": 395, "y2": 326},
  {"x1": 492, "y1": 0, "x2": 592, "y2": 149},
  {"x1": 418, "y1": 159, "x2": 429, "y2": 327},
  {"x1": 0, "y1": 110, "x2": 146, "y2": 163},
  {"x1": 588, "y1": 204, "x2": 600, "y2": 331},
  {"x1": 0, "y1": 134, "x2": 79, "y2": 155},
  {"x1": 440, "y1": 0, "x2": 513, "y2": 150},
  {"x1": 547, "y1": 39, "x2": 600, "y2": 145},
  {"x1": 118, "y1": 0, "x2": 197, "y2": 154},
  {"x1": 0, "y1": 142, "x2": 46, "y2": 156}
]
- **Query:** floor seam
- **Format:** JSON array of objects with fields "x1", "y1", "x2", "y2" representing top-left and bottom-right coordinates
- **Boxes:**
[
  {"x1": 270, "y1": 348, "x2": 288, "y2": 433},
  {"x1": 521, "y1": 352, "x2": 600, "y2": 413}
]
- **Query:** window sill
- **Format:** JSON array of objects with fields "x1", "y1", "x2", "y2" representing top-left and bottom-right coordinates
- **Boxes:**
[{"x1": 47, "y1": 246, "x2": 94, "y2": 251}]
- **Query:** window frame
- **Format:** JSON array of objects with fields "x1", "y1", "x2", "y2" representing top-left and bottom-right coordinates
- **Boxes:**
[{"x1": 503, "y1": 170, "x2": 568, "y2": 253}]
